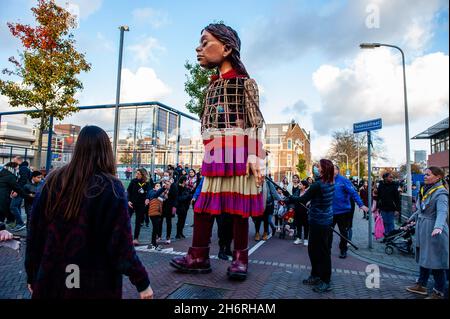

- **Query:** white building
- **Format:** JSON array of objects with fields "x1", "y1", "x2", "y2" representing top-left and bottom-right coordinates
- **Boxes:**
[{"x1": 0, "y1": 115, "x2": 36, "y2": 164}]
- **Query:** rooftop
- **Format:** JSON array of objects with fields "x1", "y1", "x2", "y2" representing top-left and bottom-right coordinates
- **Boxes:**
[{"x1": 412, "y1": 117, "x2": 449, "y2": 139}]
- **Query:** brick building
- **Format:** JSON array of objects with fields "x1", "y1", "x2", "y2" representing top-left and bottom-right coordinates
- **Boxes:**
[{"x1": 265, "y1": 121, "x2": 311, "y2": 182}]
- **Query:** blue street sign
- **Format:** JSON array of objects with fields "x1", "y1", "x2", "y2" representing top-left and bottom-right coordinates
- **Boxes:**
[{"x1": 353, "y1": 118, "x2": 382, "y2": 133}]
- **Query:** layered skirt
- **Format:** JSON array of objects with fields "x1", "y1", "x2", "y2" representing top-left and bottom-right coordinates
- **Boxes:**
[
  {"x1": 194, "y1": 129, "x2": 265, "y2": 218},
  {"x1": 193, "y1": 175, "x2": 264, "y2": 218}
]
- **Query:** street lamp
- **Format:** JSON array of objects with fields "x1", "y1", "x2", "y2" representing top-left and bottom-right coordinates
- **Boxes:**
[
  {"x1": 359, "y1": 42, "x2": 412, "y2": 197},
  {"x1": 113, "y1": 25, "x2": 130, "y2": 163},
  {"x1": 338, "y1": 152, "x2": 349, "y2": 177}
]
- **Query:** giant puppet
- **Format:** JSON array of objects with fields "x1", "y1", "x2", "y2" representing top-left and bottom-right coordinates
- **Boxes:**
[{"x1": 170, "y1": 23, "x2": 266, "y2": 280}]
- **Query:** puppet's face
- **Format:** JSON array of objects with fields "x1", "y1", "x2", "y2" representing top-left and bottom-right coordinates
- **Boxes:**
[{"x1": 196, "y1": 31, "x2": 230, "y2": 69}]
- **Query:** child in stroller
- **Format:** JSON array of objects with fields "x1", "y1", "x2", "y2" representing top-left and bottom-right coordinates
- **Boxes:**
[
  {"x1": 383, "y1": 221, "x2": 415, "y2": 255},
  {"x1": 278, "y1": 207, "x2": 296, "y2": 239},
  {"x1": 275, "y1": 191, "x2": 296, "y2": 239}
]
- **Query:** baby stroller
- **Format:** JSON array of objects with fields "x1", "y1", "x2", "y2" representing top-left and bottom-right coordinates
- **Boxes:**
[
  {"x1": 383, "y1": 223, "x2": 415, "y2": 255},
  {"x1": 278, "y1": 208, "x2": 295, "y2": 239}
]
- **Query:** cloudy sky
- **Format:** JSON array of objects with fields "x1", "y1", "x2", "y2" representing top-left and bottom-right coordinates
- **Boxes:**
[{"x1": 0, "y1": 0, "x2": 448, "y2": 167}]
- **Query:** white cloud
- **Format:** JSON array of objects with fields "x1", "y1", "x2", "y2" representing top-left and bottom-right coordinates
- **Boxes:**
[
  {"x1": 120, "y1": 67, "x2": 171, "y2": 103},
  {"x1": 55, "y1": 0, "x2": 102, "y2": 19},
  {"x1": 132, "y1": 7, "x2": 170, "y2": 29},
  {"x1": 306, "y1": 50, "x2": 448, "y2": 167},
  {"x1": 243, "y1": 0, "x2": 447, "y2": 69},
  {"x1": 53, "y1": 68, "x2": 171, "y2": 131},
  {"x1": 311, "y1": 50, "x2": 449, "y2": 135},
  {"x1": 127, "y1": 37, "x2": 165, "y2": 64}
]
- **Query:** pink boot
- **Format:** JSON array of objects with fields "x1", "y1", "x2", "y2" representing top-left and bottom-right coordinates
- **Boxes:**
[
  {"x1": 227, "y1": 248, "x2": 248, "y2": 280},
  {"x1": 169, "y1": 247, "x2": 212, "y2": 274}
]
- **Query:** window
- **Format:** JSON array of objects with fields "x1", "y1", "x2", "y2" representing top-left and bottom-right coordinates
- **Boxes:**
[
  {"x1": 431, "y1": 131, "x2": 449, "y2": 154},
  {"x1": 287, "y1": 154, "x2": 292, "y2": 166},
  {"x1": 287, "y1": 139, "x2": 292, "y2": 150},
  {"x1": 282, "y1": 125, "x2": 288, "y2": 132}
]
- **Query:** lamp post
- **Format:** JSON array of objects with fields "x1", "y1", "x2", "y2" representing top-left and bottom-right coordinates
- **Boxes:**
[
  {"x1": 113, "y1": 25, "x2": 129, "y2": 163},
  {"x1": 359, "y1": 42, "x2": 412, "y2": 198}
]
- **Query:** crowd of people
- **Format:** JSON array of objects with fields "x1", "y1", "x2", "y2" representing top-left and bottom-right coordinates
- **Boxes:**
[
  {"x1": 0, "y1": 20, "x2": 448, "y2": 300},
  {"x1": 1, "y1": 128, "x2": 448, "y2": 299},
  {"x1": 126, "y1": 164, "x2": 201, "y2": 249},
  {"x1": 0, "y1": 156, "x2": 44, "y2": 233}
]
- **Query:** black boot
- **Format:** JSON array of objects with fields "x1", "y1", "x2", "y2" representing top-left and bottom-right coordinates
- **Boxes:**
[
  {"x1": 225, "y1": 245, "x2": 232, "y2": 257},
  {"x1": 218, "y1": 246, "x2": 228, "y2": 260}
]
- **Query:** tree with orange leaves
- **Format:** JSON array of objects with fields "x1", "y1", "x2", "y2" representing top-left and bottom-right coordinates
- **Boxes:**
[{"x1": 0, "y1": 0, "x2": 90, "y2": 168}]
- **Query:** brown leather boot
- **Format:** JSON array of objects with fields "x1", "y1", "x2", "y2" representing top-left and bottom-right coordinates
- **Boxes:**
[
  {"x1": 262, "y1": 232, "x2": 268, "y2": 240},
  {"x1": 169, "y1": 247, "x2": 212, "y2": 274},
  {"x1": 227, "y1": 248, "x2": 249, "y2": 280}
]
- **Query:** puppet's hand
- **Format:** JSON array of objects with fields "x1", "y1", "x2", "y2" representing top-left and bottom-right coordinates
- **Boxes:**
[{"x1": 246, "y1": 155, "x2": 265, "y2": 188}]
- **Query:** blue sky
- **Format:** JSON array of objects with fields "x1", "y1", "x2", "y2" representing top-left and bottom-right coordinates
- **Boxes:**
[{"x1": 0, "y1": 0, "x2": 449, "y2": 166}]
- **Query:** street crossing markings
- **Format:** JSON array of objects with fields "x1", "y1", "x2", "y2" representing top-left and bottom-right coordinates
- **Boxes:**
[
  {"x1": 248, "y1": 233, "x2": 272, "y2": 256},
  {"x1": 134, "y1": 247, "x2": 413, "y2": 280}
]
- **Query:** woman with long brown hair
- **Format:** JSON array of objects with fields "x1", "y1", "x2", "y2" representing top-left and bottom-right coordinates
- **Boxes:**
[{"x1": 25, "y1": 126, "x2": 153, "y2": 299}]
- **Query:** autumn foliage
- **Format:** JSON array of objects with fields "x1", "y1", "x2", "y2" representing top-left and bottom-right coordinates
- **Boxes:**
[{"x1": 0, "y1": 0, "x2": 91, "y2": 167}]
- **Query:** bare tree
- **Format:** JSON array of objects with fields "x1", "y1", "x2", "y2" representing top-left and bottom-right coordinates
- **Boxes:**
[{"x1": 327, "y1": 129, "x2": 386, "y2": 177}]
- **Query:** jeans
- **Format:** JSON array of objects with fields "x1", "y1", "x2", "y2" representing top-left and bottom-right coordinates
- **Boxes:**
[
  {"x1": 418, "y1": 266, "x2": 447, "y2": 294},
  {"x1": 380, "y1": 210, "x2": 395, "y2": 235},
  {"x1": 10, "y1": 196, "x2": 24, "y2": 226}
]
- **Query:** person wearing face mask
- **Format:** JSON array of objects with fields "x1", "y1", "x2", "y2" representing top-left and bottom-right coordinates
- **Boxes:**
[
  {"x1": 158, "y1": 171, "x2": 178, "y2": 244},
  {"x1": 285, "y1": 159, "x2": 336, "y2": 293},
  {"x1": 405, "y1": 166, "x2": 449, "y2": 299},
  {"x1": 312, "y1": 163, "x2": 320, "y2": 180}
]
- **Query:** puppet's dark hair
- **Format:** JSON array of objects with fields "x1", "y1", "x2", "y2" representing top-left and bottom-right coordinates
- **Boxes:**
[{"x1": 202, "y1": 23, "x2": 249, "y2": 77}]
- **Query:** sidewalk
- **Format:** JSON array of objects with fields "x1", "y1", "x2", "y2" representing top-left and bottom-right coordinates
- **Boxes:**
[{"x1": 348, "y1": 209, "x2": 419, "y2": 275}]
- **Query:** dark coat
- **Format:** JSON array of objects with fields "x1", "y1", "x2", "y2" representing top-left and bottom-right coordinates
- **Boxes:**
[
  {"x1": 162, "y1": 182, "x2": 178, "y2": 216},
  {"x1": 289, "y1": 180, "x2": 335, "y2": 226},
  {"x1": 0, "y1": 168, "x2": 26, "y2": 212},
  {"x1": 174, "y1": 185, "x2": 192, "y2": 215},
  {"x1": 18, "y1": 164, "x2": 31, "y2": 187},
  {"x1": 377, "y1": 181, "x2": 401, "y2": 212},
  {"x1": 25, "y1": 174, "x2": 150, "y2": 299},
  {"x1": 127, "y1": 178, "x2": 150, "y2": 208}
]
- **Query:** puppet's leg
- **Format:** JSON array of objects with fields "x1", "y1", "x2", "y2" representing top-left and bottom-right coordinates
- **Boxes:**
[
  {"x1": 170, "y1": 212, "x2": 214, "y2": 273},
  {"x1": 227, "y1": 215, "x2": 249, "y2": 280}
]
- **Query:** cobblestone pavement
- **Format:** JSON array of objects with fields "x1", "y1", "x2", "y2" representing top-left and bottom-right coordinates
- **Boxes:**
[
  {"x1": 2, "y1": 205, "x2": 442, "y2": 299},
  {"x1": 348, "y1": 209, "x2": 418, "y2": 274}
]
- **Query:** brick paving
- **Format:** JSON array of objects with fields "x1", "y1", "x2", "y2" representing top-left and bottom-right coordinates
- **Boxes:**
[
  {"x1": 1, "y1": 205, "x2": 446, "y2": 299},
  {"x1": 348, "y1": 209, "x2": 418, "y2": 274}
]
